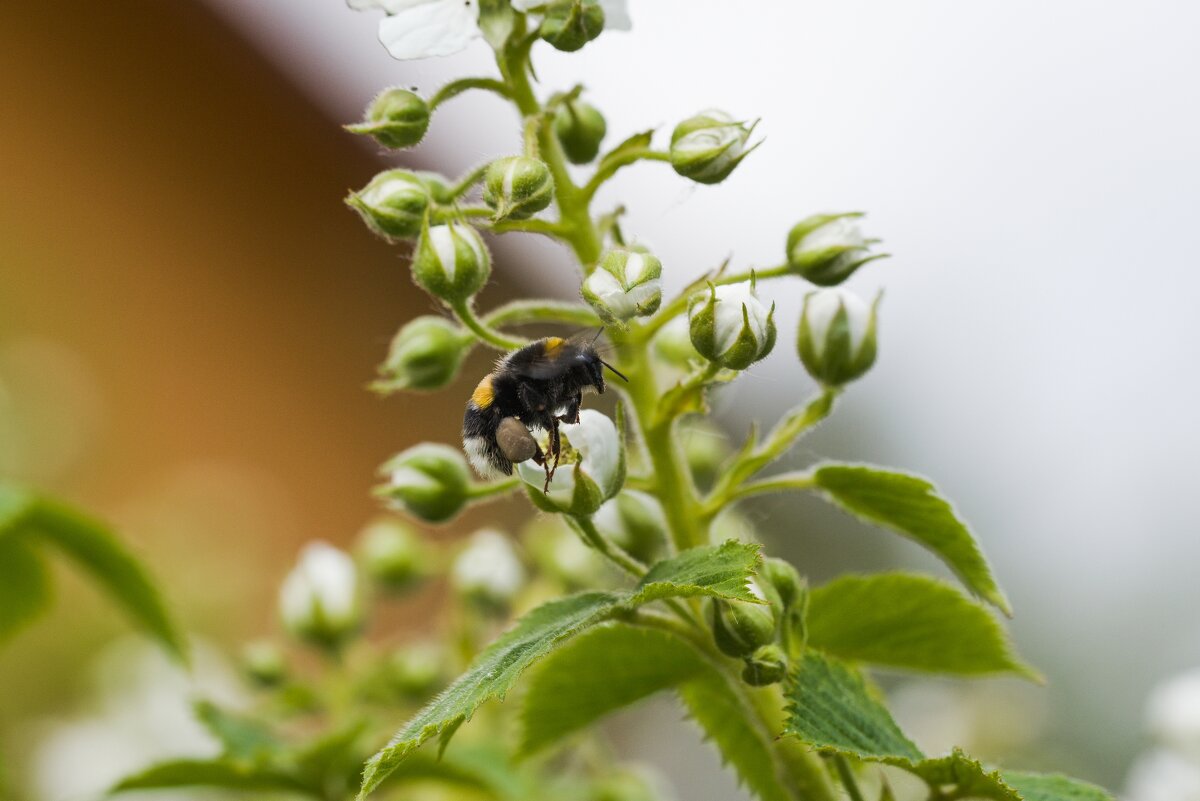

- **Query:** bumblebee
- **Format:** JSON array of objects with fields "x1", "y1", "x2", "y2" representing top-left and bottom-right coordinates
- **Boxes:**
[{"x1": 463, "y1": 335, "x2": 626, "y2": 488}]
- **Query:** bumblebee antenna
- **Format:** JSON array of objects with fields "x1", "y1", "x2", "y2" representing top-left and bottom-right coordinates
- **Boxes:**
[
  {"x1": 591, "y1": 327, "x2": 605, "y2": 345},
  {"x1": 600, "y1": 359, "x2": 628, "y2": 382}
]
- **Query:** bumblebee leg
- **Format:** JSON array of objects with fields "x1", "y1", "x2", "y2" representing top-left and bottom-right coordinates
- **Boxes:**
[
  {"x1": 559, "y1": 393, "x2": 582, "y2": 425},
  {"x1": 544, "y1": 418, "x2": 562, "y2": 493}
]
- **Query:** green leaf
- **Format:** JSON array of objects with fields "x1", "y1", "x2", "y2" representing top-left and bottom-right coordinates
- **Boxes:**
[
  {"x1": 520, "y1": 623, "x2": 796, "y2": 801},
  {"x1": 361, "y1": 543, "x2": 767, "y2": 797},
  {"x1": 631, "y1": 540, "x2": 763, "y2": 605},
  {"x1": 0, "y1": 535, "x2": 50, "y2": 643},
  {"x1": 111, "y1": 758, "x2": 311, "y2": 794},
  {"x1": 811, "y1": 464, "x2": 1011, "y2": 615},
  {"x1": 358, "y1": 591, "x2": 621, "y2": 799},
  {"x1": 906, "y1": 751, "x2": 1020, "y2": 801},
  {"x1": 194, "y1": 700, "x2": 284, "y2": 763},
  {"x1": 520, "y1": 623, "x2": 708, "y2": 755},
  {"x1": 0, "y1": 484, "x2": 35, "y2": 535},
  {"x1": 25, "y1": 497, "x2": 187, "y2": 662},
  {"x1": 807, "y1": 573, "x2": 1038, "y2": 680},
  {"x1": 1002, "y1": 770, "x2": 1115, "y2": 801},
  {"x1": 785, "y1": 650, "x2": 922, "y2": 762}
]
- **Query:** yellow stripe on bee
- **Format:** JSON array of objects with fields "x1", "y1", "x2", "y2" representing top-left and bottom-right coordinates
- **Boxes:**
[
  {"x1": 471, "y1": 375, "x2": 495, "y2": 408},
  {"x1": 543, "y1": 337, "x2": 565, "y2": 356}
]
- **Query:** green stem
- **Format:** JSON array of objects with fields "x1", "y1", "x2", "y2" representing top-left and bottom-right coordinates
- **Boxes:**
[
  {"x1": 450, "y1": 299, "x2": 529, "y2": 350},
  {"x1": 484, "y1": 299, "x2": 601, "y2": 329},
  {"x1": 747, "y1": 685, "x2": 841, "y2": 801},
  {"x1": 714, "y1": 471, "x2": 816, "y2": 510},
  {"x1": 582, "y1": 149, "x2": 672, "y2": 201},
  {"x1": 429, "y1": 77, "x2": 512, "y2": 110},
  {"x1": 567, "y1": 515, "x2": 647, "y2": 578},
  {"x1": 465, "y1": 476, "x2": 521, "y2": 500},
  {"x1": 834, "y1": 754, "x2": 867, "y2": 801},
  {"x1": 486, "y1": 218, "x2": 570, "y2": 237},
  {"x1": 449, "y1": 162, "x2": 492, "y2": 199}
]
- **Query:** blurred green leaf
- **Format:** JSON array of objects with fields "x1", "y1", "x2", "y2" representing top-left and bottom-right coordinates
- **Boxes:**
[
  {"x1": 1002, "y1": 770, "x2": 1114, "y2": 801},
  {"x1": 111, "y1": 758, "x2": 311, "y2": 794},
  {"x1": 811, "y1": 464, "x2": 1011, "y2": 615},
  {"x1": 0, "y1": 534, "x2": 50, "y2": 644},
  {"x1": 25, "y1": 496, "x2": 187, "y2": 662},
  {"x1": 0, "y1": 484, "x2": 35, "y2": 534},
  {"x1": 194, "y1": 700, "x2": 285, "y2": 763},
  {"x1": 807, "y1": 573, "x2": 1038, "y2": 680}
]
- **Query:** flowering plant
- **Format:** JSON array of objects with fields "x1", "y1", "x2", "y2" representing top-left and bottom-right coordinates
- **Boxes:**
[{"x1": 0, "y1": 3, "x2": 1117, "y2": 800}]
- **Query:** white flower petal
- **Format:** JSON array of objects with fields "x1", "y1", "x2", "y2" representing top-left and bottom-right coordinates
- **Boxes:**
[
  {"x1": 801, "y1": 217, "x2": 867, "y2": 253},
  {"x1": 349, "y1": 0, "x2": 437, "y2": 13},
  {"x1": 711, "y1": 283, "x2": 767, "y2": 356},
  {"x1": 1148, "y1": 669, "x2": 1200, "y2": 757},
  {"x1": 598, "y1": 0, "x2": 631, "y2": 30},
  {"x1": 804, "y1": 288, "x2": 870, "y2": 358},
  {"x1": 570, "y1": 409, "x2": 621, "y2": 496},
  {"x1": 378, "y1": 0, "x2": 480, "y2": 60}
]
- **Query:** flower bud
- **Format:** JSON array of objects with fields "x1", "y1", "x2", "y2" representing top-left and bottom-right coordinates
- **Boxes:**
[
  {"x1": 241, "y1": 640, "x2": 287, "y2": 687},
  {"x1": 374, "y1": 316, "x2": 469, "y2": 393},
  {"x1": 345, "y1": 87, "x2": 431, "y2": 150},
  {"x1": 709, "y1": 581, "x2": 778, "y2": 658},
  {"x1": 742, "y1": 644, "x2": 788, "y2": 686},
  {"x1": 539, "y1": 0, "x2": 605, "y2": 52},
  {"x1": 482, "y1": 156, "x2": 554, "y2": 220},
  {"x1": 517, "y1": 409, "x2": 625, "y2": 516},
  {"x1": 689, "y1": 282, "x2": 776, "y2": 370},
  {"x1": 760, "y1": 557, "x2": 804, "y2": 612},
  {"x1": 786, "y1": 212, "x2": 885, "y2": 286},
  {"x1": 380, "y1": 443, "x2": 472, "y2": 523},
  {"x1": 525, "y1": 516, "x2": 602, "y2": 588},
  {"x1": 412, "y1": 221, "x2": 491, "y2": 303},
  {"x1": 592, "y1": 490, "x2": 667, "y2": 564},
  {"x1": 415, "y1": 171, "x2": 455, "y2": 205},
  {"x1": 451, "y1": 529, "x2": 526, "y2": 610},
  {"x1": 581, "y1": 248, "x2": 663, "y2": 324},
  {"x1": 387, "y1": 643, "x2": 443, "y2": 698},
  {"x1": 358, "y1": 517, "x2": 429, "y2": 592},
  {"x1": 279, "y1": 542, "x2": 363, "y2": 649},
  {"x1": 670, "y1": 110, "x2": 758, "y2": 185},
  {"x1": 345, "y1": 169, "x2": 430, "y2": 241},
  {"x1": 797, "y1": 288, "x2": 880, "y2": 387},
  {"x1": 554, "y1": 99, "x2": 607, "y2": 164}
]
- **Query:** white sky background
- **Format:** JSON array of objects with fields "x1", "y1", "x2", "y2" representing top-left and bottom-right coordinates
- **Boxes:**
[{"x1": 204, "y1": 0, "x2": 1200, "y2": 790}]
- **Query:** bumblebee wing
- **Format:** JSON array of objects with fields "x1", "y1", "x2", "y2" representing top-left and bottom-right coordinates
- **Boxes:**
[{"x1": 507, "y1": 338, "x2": 584, "y2": 379}]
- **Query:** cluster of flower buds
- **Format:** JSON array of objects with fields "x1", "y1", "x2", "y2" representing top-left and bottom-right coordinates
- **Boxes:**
[
  {"x1": 279, "y1": 542, "x2": 364, "y2": 650},
  {"x1": 518, "y1": 409, "x2": 625, "y2": 516},
  {"x1": 554, "y1": 98, "x2": 607, "y2": 164},
  {"x1": 670, "y1": 110, "x2": 759, "y2": 185},
  {"x1": 345, "y1": 87, "x2": 431, "y2": 149},
  {"x1": 707, "y1": 557, "x2": 807, "y2": 686},
  {"x1": 786, "y1": 212, "x2": 886, "y2": 286},
  {"x1": 450, "y1": 529, "x2": 527, "y2": 610},
  {"x1": 688, "y1": 281, "x2": 776, "y2": 370},
  {"x1": 797, "y1": 288, "x2": 881, "y2": 387},
  {"x1": 483, "y1": 156, "x2": 554, "y2": 220},
  {"x1": 374, "y1": 315, "x2": 469, "y2": 393},
  {"x1": 381, "y1": 443, "x2": 472, "y2": 523},
  {"x1": 581, "y1": 247, "x2": 663, "y2": 324}
]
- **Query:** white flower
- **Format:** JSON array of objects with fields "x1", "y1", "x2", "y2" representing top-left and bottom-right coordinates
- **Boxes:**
[
  {"x1": 688, "y1": 281, "x2": 776, "y2": 370},
  {"x1": 351, "y1": 0, "x2": 630, "y2": 61},
  {"x1": 1126, "y1": 749, "x2": 1200, "y2": 801},
  {"x1": 451, "y1": 529, "x2": 526, "y2": 605},
  {"x1": 517, "y1": 409, "x2": 624, "y2": 515},
  {"x1": 797, "y1": 287, "x2": 880, "y2": 387},
  {"x1": 279, "y1": 541, "x2": 363, "y2": 646},
  {"x1": 1148, "y1": 668, "x2": 1200, "y2": 759}
]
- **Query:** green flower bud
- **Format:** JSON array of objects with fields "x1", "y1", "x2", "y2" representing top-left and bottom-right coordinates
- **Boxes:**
[
  {"x1": 345, "y1": 169, "x2": 430, "y2": 241},
  {"x1": 482, "y1": 156, "x2": 554, "y2": 220},
  {"x1": 358, "y1": 517, "x2": 429, "y2": 592},
  {"x1": 760, "y1": 557, "x2": 804, "y2": 611},
  {"x1": 374, "y1": 316, "x2": 468, "y2": 393},
  {"x1": 345, "y1": 87, "x2": 431, "y2": 149},
  {"x1": 797, "y1": 288, "x2": 880, "y2": 387},
  {"x1": 581, "y1": 248, "x2": 663, "y2": 324},
  {"x1": 518, "y1": 410, "x2": 625, "y2": 516},
  {"x1": 786, "y1": 212, "x2": 886, "y2": 286},
  {"x1": 524, "y1": 516, "x2": 603, "y2": 588},
  {"x1": 670, "y1": 110, "x2": 759, "y2": 185},
  {"x1": 742, "y1": 644, "x2": 788, "y2": 686},
  {"x1": 451, "y1": 529, "x2": 526, "y2": 610},
  {"x1": 679, "y1": 420, "x2": 731, "y2": 490},
  {"x1": 710, "y1": 581, "x2": 778, "y2": 658},
  {"x1": 554, "y1": 99, "x2": 607, "y2": 164},
  {"x1": 415, "y1": 171, "x2": 455, "y2": 205},
  {"x1": 279, "y1": 542, "x2": 364, "y2": 650},
  {"x1": 387, "y1": 642, "x2": 443, "y2": 698},
  {"x1": 592, "y1": 490, "x2": 667, "y2": 564},
  {"x1": 380, "y1": 443, "x2": 471, "y2": 523},
  {"x1": 241, "y1": 640, "x2": 287, "y2": 687},
  {"x1": 539, "y1": 0, "x2": 605, "y2": 52},
  {"x1": 689, "y1": 282, "x2": 777, "y2": 370},
  {"x1": 412, "y1": 221, "x2": 491, "y2": 303}
]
